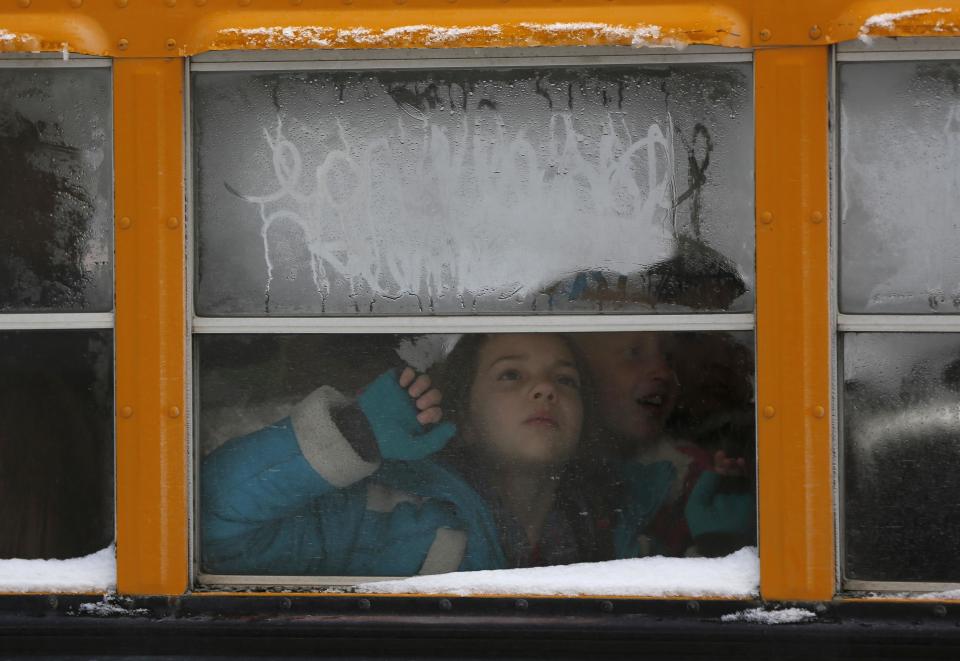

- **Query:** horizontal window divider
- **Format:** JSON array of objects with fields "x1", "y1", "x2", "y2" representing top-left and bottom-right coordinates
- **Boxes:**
[
  {"x1": 0, "y1": 313, "x2": 114, "y2": 330},
  {"x1": 837, "y1": 50, "x2": 960, "y2": 63},
  {"x1": 844, "y1": 579, "x2": 960, "y2": 593},
  {"x1": 838, "y1": 314, "x2": 960, "y2": 333},
  {"x1": 193, "y1": 314, "x2": 754, "y2": 333},
  {"x1": 192, "y1": 314, "x2": 755, "y2": 334},
  {"x1": 198, "y1": 573, "x2": 396, "y2": 587},
  {"x1": 190, "y1": 52, "x2": 751, "y2": 73}
]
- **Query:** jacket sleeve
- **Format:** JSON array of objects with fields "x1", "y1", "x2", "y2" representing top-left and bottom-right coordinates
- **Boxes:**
[{"x1": 200, "y1": 386, "x2": 381, "y2": 575}]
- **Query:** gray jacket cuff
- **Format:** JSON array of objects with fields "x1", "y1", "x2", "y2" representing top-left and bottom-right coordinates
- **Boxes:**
[{"x1": 290, "y1": 386, "x2": 381, "y2": 488}]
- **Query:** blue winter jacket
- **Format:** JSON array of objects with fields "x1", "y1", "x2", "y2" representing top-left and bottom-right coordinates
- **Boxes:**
[
  {"x1": 201, "y1": 386, "x2": 506, "y2": 576},
  {"x1": 201, "y1": 386, "x2": 695, "y2": 576}
]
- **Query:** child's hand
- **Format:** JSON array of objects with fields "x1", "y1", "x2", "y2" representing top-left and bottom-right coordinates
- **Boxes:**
[
  {"x1": 684, "y1": 462, "x2": 755, "y2": 540},
  {"x1": 712, "y1": 449, "x2": 747, "y2": 477},
  {"x1": 397, "y1": 366, "x2": 444, "y2": 426},
  {"x1": 357, "y1": 368, "x2": 456, "y2": 462}
]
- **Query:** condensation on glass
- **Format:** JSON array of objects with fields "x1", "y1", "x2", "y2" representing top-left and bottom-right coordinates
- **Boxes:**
[
  {"x1": 840, "y1": 61, "x2": 960, "y2": 314},
  {"x1": 193, "y1": 66, "x2": 754, "y2": 316},
  {"x1": 0, "y1": 331, "x2": 114, "y2": 560},
  {"x1": 843, "y1": 333, "x2": 960, "y2": 583},
  {"x1": 196, "y1": 331, "x2": 756, "y2": 579},
  {"x1": 0, "y1": 69, "x2": 113, "y2": 313}
]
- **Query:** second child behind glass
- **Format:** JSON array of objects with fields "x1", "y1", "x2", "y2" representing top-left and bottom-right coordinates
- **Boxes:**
[{"x1": 201, "y1": 333, "x2": 613, "y2": 576}]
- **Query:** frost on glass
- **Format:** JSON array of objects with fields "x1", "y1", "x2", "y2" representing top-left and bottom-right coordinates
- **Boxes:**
[
  {"x1": 193, "y1": 66, "x2": 753, "y2": 316},
  {"x1": 0, "y1": 331, "x2": 113, "y2": 560},
  {"x1": 197, "y1": 331, "x2": 756, "y2": 577},
  {"x1": 840, "y1": 62, "x2": 960, "y2": 314},
  {"x1": 843, "y1": 333, "x2": 960, "y2": 582},
  {"x1": 0, "y1": 69, "x2": 113, "y2": 312}
]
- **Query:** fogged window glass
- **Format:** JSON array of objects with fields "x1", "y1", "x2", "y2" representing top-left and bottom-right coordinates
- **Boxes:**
[
  {"x1": 198, "y1": 331, "x2": 755, "y2": 578},
  {"x1": 843, "y1": 333, "x2": 960, "y2": 582},
  {"x1": 840, "y1": 61, "x2": 960, "y2": 314},
  {"x1": 193, "y1": 66, "x2": 754, "y2": 316},
  {"x1": 0, "y1": 331, "x2": 113, "y2": 559},
  {"x1": 0, "y1": 69, "x2": 113, "y2": 312}
]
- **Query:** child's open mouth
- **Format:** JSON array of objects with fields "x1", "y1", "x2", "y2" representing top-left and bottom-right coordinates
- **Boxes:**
[{"x1": 635, "y1": 393, "x2": 666, "y2": 410}]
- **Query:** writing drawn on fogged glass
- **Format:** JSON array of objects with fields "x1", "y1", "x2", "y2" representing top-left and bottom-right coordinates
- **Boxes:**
[
  {"x1": 0, "y1": 69, "x2": 113, "y2": 313},
  {"x1": 194, "y1": 66, "x2": 753, "y2": 315}
]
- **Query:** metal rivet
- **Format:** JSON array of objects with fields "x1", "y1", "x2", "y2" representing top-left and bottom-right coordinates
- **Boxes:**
[
  {"x1": 811, "y1": 211, "x2": 824, "y2": 224},
  {"x1": 358, "y1": 598, "x2": 371, "y2": 611},
  {"x1": 165, "y1": 38, "x2": 177, "y2": 50},
  {"x1": 515, "y1": 599, "x2": 528, "y2": 610},
  {"x1": 763, "y1": 405, "x2": 776, "y2": 419},
  {"x1": 165, "y1": 0, "x2": 177, "y2": 5},
  {"x1": 934, "y1": 604, "x2": 947, "y2": 617},
  {"x1": 686, "y1": 600, "x2": 700, "y2": 613},
  {"x1": 168, "y1": 406, "x2": 181, "y2": 418},
  {"x1": 813, "y1": 405, "x2": 825, "y2": 419},
  {"x1": 116, "y1": 0, "x2": 128, "y2": 6},
  {"x1": 70, "y1": 0, "x2": 83, "y2": 7},
  {"x1": 438, "y1": 598, "x2": 452, "y2": 611},
  {"x1": 117, "y1": 38, "x2": 129, "y2": 50},
  {"x1": 118, "y1": 216, "x2": 132, "y2": 229},
  {"x1": 17, "y1": 0, "x2": 30, "y2": 8},
  {"x1": 166, "y1": 216, "x2": 180, "y2": 229},
  {"x1": 120, "y1": 406, "x2": 134, "y2": 418},
  {"x1": 809, "y1": 25, "x2": 822, "y2": 40},
  {"x1": 759, "y1": 28, "x2": 771, "y2": 41},
  {"x1": 600, "y1": 600, "x2": 614, "y2": 613},
  {"x1": 760, "y1": 211, "x2": 773, "y2": 225}
]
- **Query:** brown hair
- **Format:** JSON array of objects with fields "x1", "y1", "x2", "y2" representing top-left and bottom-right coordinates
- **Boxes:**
[{"x1": 435, "y1": 333, "x2": 617, "y2": 562}]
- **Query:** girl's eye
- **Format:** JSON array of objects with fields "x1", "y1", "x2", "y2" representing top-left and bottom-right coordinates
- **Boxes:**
[
  {"x1": 497, "y1": 369, "x2": 521, "y2": 381},
  {"x1": 557, "y1": 374, "x2": 581, "y2": 389}
]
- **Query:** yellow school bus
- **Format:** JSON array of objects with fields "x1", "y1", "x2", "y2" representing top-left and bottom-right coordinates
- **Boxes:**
[{"x1": 2, "y1": 0, "x2": 960, "y2": 656}]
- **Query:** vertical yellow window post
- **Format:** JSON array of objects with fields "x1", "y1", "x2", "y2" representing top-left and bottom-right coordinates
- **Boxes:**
[
  {"x1": 115, "y1": 59, "x2": 188, "y2": 595},
  {"x1": 755, "y1": 46, "x2": 834, "y2": 601}
]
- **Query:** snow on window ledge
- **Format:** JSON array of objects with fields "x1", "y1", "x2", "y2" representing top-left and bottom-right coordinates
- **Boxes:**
[
  {"x1": 0, "y1": 545, "x2": 115, "y2": 594},
  {"x1": 358, "y1": 546, "x2": 759, "y2": 597}
]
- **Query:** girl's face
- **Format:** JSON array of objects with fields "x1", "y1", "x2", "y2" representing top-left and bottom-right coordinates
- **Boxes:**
[{"x1": 464, "y1": 334, "x2": 583, "y2": 470}]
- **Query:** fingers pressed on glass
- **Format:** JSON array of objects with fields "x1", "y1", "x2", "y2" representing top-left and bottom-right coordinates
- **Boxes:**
[
  {"x1": 416, "y1": 407, "x2": 443, "y2": 425},
  {"x1": 407, "y1": 373, "x2": 432, "y2": 398},
  {"x1": 398, "y1": 366, "x2": 417, "y2": 388},
  {"x1": 415, "y1": 388, "x2": 442, "y2": 411}
]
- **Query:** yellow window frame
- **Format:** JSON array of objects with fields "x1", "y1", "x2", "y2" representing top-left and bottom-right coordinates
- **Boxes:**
[{"x1": 5, "y1": 0, "x2": 952, "y2": 600}]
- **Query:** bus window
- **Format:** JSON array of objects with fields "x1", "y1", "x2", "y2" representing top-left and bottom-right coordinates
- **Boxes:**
[
  {"x1": 0, "y1": 63, "x2": 114, "y2": 564},
  {"x1": 196, "y1": 330, "x2": 756, "y2": 583},
  {"x1": 192, "y1": 64, "x2": 754, "y2": 316},
  {"x1": 839, "y1": 51, "x2": 960, "y2": 589},
  {"x1": 190, "y1": 53, "x2": 756, "y2": 588},
  {"x1": 843, "y1": 333, "x2": 960, "y2": 584},
  {"x1": 0, "y1": 68, "x2": 113, "y2": 313}
]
